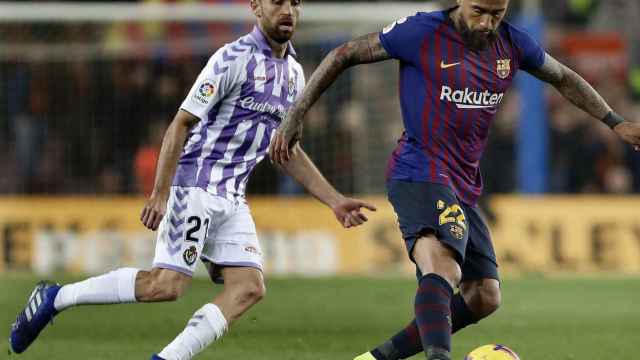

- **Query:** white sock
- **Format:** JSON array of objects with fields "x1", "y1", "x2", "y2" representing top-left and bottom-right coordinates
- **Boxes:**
[
  {"x1": 158, "y1": 304, "x2": 228, "y2": 360},
  {"x1": 53, "y1": 267, "x2": 139, "y2": 312}
]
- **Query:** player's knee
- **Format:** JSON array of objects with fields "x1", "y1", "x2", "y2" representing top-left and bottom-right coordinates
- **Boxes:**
[
  {"x1": 471, "y1": 282, "x2": 501, "y2": 319},
  {"x1": 238, "y1": 280, "x2": 266, "y2": 305},
  {"x1": 162, "y1": 283, "x2": 187, "y2": 302},
  {"x1": 139, "y1": 269, "x2": 190, "y2": 302},
  {"x1": 414, "y1": 235, "x2": 462, "y2": 287},
  {"x1": 450, "y1": 265, "x2": 463, "y2": 287},
  {"x1": 435, "y1": 266, "x2": 462, "y2": 289},
  {"x1": 479, "y1": 285, "x2": 501, "y2": 316},
  {"x1": 148, "y1": 280, "x2": 186, "y2": 302},
  {"x1": 432, "y1": 253, "x2": 462, "y2": 288}
]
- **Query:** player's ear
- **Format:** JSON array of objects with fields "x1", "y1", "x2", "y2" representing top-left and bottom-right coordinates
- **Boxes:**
[{"x1": 250, "y1": 0, "x2": 262, "y2": 18}]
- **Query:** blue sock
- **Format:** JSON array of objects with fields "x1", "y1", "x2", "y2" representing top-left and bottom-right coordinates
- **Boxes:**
[
  {"x1": 373, "y1": 294, "x2": 475, "y2": 359},
  {"x1": 414, "y1": 273, "x2": 453, "y2": 353},
  {"x1": 389, "y1": 319, "x2": 420, "y2": 358},
  {"x1": 451, "y1": 293, "x2": 477, "y2": 333},
  {"x1": 370, "y1": 320, "x2": 419, "y2": 359}
]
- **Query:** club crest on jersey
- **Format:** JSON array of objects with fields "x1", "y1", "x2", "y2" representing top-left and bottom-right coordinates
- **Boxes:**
[
  {"x1": 496, "y1": 59, "x2": 511, "y2": 79},
  {"x1": 193, "y1": 79, "x2": 216, "y2": 105},
  {"x1": 288, "y1": 78, "x2": 296, "y2": 97},
  {"x1": 183, "y1": 245, "x2": 198, "y2": 266}
]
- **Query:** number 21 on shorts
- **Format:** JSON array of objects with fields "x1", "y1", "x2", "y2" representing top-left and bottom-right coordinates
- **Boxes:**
[{"x1": 185, "y1": 216, "x2": 210, "y2": 243}]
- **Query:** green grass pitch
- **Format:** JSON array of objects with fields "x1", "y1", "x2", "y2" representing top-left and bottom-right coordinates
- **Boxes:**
[{"x1": 1, "y1": 274, "x2": 638, "y2": 359}]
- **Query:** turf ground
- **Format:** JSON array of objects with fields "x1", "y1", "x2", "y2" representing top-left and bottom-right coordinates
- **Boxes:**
[{"x1": 1, "y1": 274, "x2": 638, "y2": 359}]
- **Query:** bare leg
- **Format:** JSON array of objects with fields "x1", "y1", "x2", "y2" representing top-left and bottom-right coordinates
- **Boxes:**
[
  {"x1": 54, "y1": 267, "x2": 190, "y2": 312},
  {"x1": 135, "y1": 268, "x2": 192, "y2": 302},
  {"x1": 156, "y1": 266, "x2": 265, "y2": 360}
]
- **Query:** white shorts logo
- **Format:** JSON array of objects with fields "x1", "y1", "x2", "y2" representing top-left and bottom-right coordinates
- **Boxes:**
[{"x1": 193, "y1": 79, "x2": 216, "y2": 105}]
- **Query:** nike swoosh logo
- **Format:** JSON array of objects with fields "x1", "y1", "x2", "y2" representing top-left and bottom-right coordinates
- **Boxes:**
[{"x1": 440, "y1": 61, "x2": 461, "y2": 69}]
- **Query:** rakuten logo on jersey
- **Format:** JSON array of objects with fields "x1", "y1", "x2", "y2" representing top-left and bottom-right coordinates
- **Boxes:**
[{"x1": 439, "y1": 86, "x2": 504, "y2": 109}]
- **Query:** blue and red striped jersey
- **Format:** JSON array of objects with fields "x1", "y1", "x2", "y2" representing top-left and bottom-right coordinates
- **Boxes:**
[{"x1": 380, "y1": 8, "x2": 544, "y2": 206}]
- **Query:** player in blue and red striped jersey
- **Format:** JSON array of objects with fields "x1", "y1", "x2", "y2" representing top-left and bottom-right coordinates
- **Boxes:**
[{"x1": 270, "y1": 1, "x2": 640, "y2": 359}]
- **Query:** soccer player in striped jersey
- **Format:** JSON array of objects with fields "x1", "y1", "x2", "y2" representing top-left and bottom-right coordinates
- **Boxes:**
[
  {"x1": 270, "y1": 1, "x2": 640, "y2": 359},
  {"x1": 9, "y1": 1, "x2": 376, "y2": 359}
]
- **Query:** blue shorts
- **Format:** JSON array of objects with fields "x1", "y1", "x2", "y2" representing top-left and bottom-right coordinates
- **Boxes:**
[{"x1": 387, "y1": 180, "x2": 499, "y2": 281}]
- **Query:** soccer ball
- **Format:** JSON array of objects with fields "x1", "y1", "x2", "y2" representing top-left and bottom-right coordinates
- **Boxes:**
[{"x1": 464, "y1": 344, "x2": 520, "y2": 360}]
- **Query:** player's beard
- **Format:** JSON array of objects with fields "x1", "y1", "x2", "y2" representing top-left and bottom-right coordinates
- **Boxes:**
[
  {"x1": 264, "y1": 20, "x2": 294, "y2": 44},
  {"x1": 458, "y1": 19, "x2": 498, "y2": 52}
]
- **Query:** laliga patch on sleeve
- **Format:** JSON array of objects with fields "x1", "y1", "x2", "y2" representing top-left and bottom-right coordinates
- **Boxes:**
[
  {"x1": 383, "y1": 16, "x2": 407, "y2": 34},
  {"x1": 193, "y1": 79, "x2": 216, "y2": 105}
]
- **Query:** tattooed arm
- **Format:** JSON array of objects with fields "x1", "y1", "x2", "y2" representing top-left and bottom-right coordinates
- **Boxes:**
[
  {"x1": 288, "y1": 32, "x2": 390, "y2": 125},
  {"x1": 270, "y1": 33, "x2": 390, "y2": 164},
  {"x1": 528, "y1": 53, "x2": 640, "y2": 149},
  {"x1": 527, "y1": 53, "x2": 611, "y2": 119}
]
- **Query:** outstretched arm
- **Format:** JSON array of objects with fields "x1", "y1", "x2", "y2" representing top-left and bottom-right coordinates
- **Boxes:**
[
  {"x1": 278, "y1": 143, "x2": 377, "y2": 228},
  {"x1": 140, "y1": 110, "x2": 199, "y2": 230},
  {"x1": 528, "y1": 53, "x2": 640, "y2": 149},
  {"x1": 527, "y1": 53, "x2": 611, "y2": 119},
  {"x1": 270, "y1": 33, "x2": 391, "y2": 164}
]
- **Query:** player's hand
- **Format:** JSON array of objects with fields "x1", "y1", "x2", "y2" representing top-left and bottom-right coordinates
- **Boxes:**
[
  {"x1": 614, "y1": 121, "x2": 640, "y2": 151},
  {"x1": 140, "y1": 192, "x2": 169, "y2": 231},
  {"x1": 270, "y1": 112, "x2": 302, "y2": 165},
  {"x1": 331, "y1": 197, "x2": 377, "y2": 228}
]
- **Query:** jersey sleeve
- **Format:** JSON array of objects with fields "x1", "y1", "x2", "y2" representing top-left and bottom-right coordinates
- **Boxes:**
[
  {"x1": 379, "y1": 14, "x2": 425, "y2": 64},
  {"x1": 510, "y1": 25, "x2": 545, "y2": 72},
  {"x1": 180, "y1": 46, "x2": 240, "y2": 120}
]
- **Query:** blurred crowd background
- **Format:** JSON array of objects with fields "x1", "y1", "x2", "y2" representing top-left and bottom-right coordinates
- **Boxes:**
[{"x1": 1, "y1": 0, "x2": 639, "y2": 198}]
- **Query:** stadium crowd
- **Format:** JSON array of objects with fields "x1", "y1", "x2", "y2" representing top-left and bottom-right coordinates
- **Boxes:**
[{"x1": 1, "y1": 0, "x2": 639, "y2": 196}]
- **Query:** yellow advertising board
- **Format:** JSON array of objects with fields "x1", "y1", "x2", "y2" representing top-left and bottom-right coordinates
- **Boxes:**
[
  {"x1": 489, "y1": 196, "x2": 640, "y2": 273},
  {"x1": 0, "y1": 197, "x2": 151, "y2": 274},
  {"x1": 1, "y1": 196, "x2": 639, "y2": 275}
]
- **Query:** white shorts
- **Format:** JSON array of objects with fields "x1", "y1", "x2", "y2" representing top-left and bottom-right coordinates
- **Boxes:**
[{"x1": 152, "y1": 186, "x2": 263, "y2": 277}]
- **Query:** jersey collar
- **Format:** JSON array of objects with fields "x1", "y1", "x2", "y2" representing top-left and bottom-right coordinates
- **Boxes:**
[{"x1": 249, "y1": 26, "x2": 297, "y2": 59}]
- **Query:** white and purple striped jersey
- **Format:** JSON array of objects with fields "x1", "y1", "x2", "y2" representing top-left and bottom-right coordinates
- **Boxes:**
[{"x1": 174, "y1": 26, "x2": 305, "y2": 201}]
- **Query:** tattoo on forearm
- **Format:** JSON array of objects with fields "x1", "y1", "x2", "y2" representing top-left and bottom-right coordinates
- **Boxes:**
[
  {"x1": 346, "y1": 33, "x2": 391, "y2": 65},
  {"x1": 559, "y1": 68, "x2": 611, "y2": 119},
  {"x1": 287, "y1": 33, "x2": 390, "y2": 125},
  {"x1": 528, "y1": 53, "x2": 611, "y2": 120}
]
